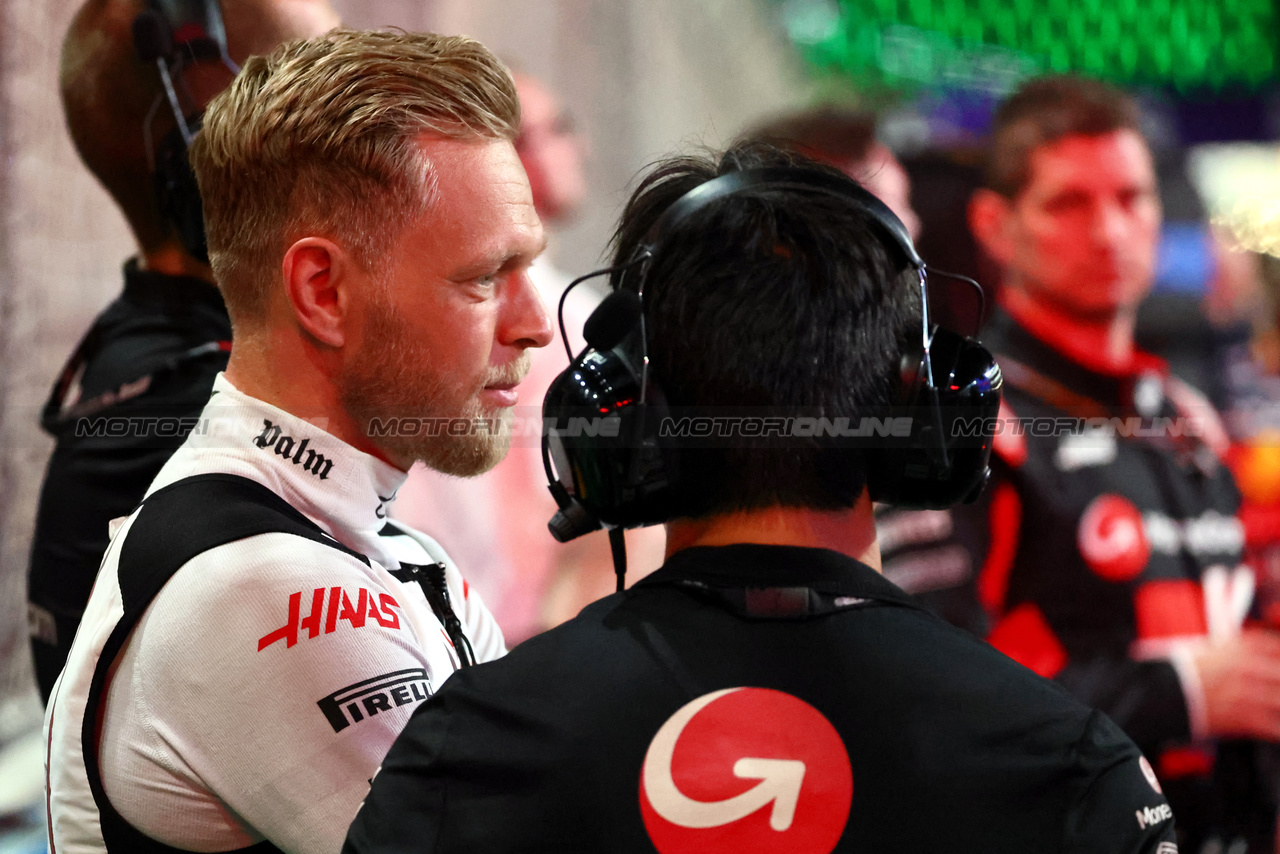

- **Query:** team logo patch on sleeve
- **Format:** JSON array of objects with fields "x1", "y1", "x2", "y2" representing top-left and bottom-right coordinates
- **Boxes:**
[
  {"x1": 317, "y1": 668, "x2": 431, "y2": 732},
  {"x1": 258, "y1": 587, "x2": 402, "y2": 651}
]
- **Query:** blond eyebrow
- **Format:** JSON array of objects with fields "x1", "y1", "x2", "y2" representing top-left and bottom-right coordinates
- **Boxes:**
[{"x1": 450, "y1": 234, "x2": 549, "y2": 282}]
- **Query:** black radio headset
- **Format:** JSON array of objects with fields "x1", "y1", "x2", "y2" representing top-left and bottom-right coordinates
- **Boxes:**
[
  {"x1": 541, "y1": 167, "x2": 1003, "y2": 590},
  {"x1": 132, "y1": 0, "x2": 239, "y2": 264}
]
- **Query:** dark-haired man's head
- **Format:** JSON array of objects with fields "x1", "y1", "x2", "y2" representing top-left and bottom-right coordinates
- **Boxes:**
[
  {"x1": 609, "y1": 141, "x2": 920, "y2": 519},
  {"x1": 751, "y1": 108, "x2": 920, "y2": 240},
  {"x1": 969, "y1": 74, "x2": 1161, "y2": 321},
  {"x1": 59, "y1": 0, "x2": 339, "y2": 270}
]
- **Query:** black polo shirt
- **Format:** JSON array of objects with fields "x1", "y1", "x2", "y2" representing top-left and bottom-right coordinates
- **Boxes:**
[
  {"x1": 344, "y1": 543, "x2": 1177, "y2": 853},
  {"x1": 27, "y1": 259, "x2": 230, "y2": 701}
]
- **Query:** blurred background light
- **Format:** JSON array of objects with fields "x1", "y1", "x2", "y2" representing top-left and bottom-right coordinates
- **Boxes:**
[
  {"x1": 774, "y1": 0, "x2": 1278, "y2": 97},
  {"x1": 1189, "y1": 145, "x2": 1280, "y2": 257}
]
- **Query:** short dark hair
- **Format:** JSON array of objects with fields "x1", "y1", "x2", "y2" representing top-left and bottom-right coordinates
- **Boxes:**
[
  {"x1": 985, "y1": 74, "x2": 1144, "y2": 198},
  {"x1": 748, "y1": 107, "x2": 879, "y2": 169},
  {"x1": 609, "y1": 141, "x2": 921, "y2": 518}
]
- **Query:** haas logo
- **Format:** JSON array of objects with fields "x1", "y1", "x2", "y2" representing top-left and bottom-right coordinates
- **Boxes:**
[{"x1": 639, "y1": 688, "x2": 852, "y2": 854}]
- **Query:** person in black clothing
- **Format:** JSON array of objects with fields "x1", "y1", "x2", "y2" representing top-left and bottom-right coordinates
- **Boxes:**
[
  {"x1": 875, "y1": 75, "x2": 1280, "y2": 851},
  {"x1": 27, "y1": 0, "x2": 338, "y2": 701},
  {"x1": 343, "y1": 141, "x2": 1178, "y2": 853}
]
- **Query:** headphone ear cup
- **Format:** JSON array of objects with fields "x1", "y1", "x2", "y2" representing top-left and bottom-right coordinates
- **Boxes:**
[
  {"x1": 153, "y1": 119, "x2": 209, "y2": 264},
  {"x1": 542, "y1": 343, "x2": 677, "y2": 531},
  {"x1": 866, "y1": 328, "x2": 1002, "y2": 509}
]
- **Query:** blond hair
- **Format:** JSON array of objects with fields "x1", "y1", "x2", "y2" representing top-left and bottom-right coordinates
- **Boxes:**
[{"x1": 190, "y1": 28, "x2": 520, "y2": 324}]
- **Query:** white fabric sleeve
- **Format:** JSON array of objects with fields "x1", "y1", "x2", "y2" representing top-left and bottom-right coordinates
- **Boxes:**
[
  {"x1": 381, "y1": 520, "x2": 507, "y2": 663},
  {"x1": 102, "y1": 532, "x2": 438, "y2": 854},
  {"x1": 444, "y1": 558, "x2": 507, "y2": 663}
]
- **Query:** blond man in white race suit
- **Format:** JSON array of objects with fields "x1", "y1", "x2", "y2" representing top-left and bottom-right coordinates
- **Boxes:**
[{"x1": 46, "y1": 29, "x2": 552, "y2": 854}]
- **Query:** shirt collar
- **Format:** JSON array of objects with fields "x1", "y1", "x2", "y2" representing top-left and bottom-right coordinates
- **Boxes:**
[
  {"x1": 985, "y1": 309, "x2": 1168, "y2": 410},
  {"x1": 152, "y1": 374, "x2": 408, "y2": 561},
  {"x1": 637, "y1": 543, "x2": 917, "y2": 607},
  {"x1": 122, "y1": 257, "x2": 227, "y2": 315}
]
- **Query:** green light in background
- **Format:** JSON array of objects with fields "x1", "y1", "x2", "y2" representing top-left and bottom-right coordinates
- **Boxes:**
[{"x1": 776, "y1": 0, "x2": 1279, "y2": 94}]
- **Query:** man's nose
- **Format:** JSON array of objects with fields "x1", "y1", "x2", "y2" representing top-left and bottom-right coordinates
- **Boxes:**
[
  {"x1": 502, "y1": 269, "x2": 554, "y2": 351},
  {"x1": 1092, "y1": 199, "x2": 1131, "y2": 248}
]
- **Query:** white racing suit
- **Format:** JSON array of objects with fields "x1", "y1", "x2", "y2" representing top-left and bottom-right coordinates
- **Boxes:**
[{"x1": 45, "y1": 375, "x2": 505, "y2": 854}]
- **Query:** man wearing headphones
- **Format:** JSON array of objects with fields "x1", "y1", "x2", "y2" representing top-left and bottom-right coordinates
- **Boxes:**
[
  {"x1": 343, "y1": 141, "x2": 1176, "y2": 853},
  {"x1": 876, "y1": 75, "x2": 1280, "y2": 851},
  {"x1": 28, "y1": 0, "x2": 338, "y2": 703},
  {"x1": 45, "y1": 29, "x2": 547, "y2": 853}
]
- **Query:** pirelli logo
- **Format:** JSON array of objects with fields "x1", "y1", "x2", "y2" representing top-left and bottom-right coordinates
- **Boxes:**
[{"x1": 317, "y1": 668, "x2": 431, "y2": 733}]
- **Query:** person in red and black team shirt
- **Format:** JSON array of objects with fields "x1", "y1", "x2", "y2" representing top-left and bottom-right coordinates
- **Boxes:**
[
  {"x1": 343, "y1": 141, "x2": 1177, "y2": 854},
  {"x1": 876, "y1": 74, "x2": 1280, "y2": 852}
]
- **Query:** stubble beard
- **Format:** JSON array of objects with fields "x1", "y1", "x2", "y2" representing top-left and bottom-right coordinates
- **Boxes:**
[
  {"x1": 340, "y1": 299, "x2": 526, "y2": 477},
  {"x1": 1013, "y1": 270, "x2": 1149, "y2": 326}
]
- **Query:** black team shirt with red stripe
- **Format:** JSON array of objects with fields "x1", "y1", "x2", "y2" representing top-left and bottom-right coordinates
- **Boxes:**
[{"x1": 877, "y1": 309, "x2": 1272, "y2": 850}]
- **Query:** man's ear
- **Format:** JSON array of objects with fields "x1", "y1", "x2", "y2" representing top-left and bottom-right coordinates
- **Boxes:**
[
  {"x1": 968, "y1": 189, "x2": 1016, "y2": 267},
  {"x1": 281, "y1": 237, "x2": 349, "y2": 348}
]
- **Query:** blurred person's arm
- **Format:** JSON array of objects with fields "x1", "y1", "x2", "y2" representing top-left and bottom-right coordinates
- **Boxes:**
[
  {"x1": 1188, "y1": 628, "x2": 1280, "y2": 743},
  {"x1": 878, "y1": 459, "x2": 1203, "y2": 758}
]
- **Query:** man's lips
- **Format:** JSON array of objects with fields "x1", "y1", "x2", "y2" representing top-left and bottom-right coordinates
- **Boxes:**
[
  {"x1": 481, "y1": 357, "x2": 530, "y2": 408},
  {"x1": 481, "y1": 380, "x2": 521, "y2": 407}
]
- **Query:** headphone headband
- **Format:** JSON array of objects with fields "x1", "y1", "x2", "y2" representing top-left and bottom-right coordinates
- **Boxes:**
[
  {"x1": 642, "y1": 167, "x2": 924, "y2": 271},
  {"x1": 542, "y1": 162, "x2": 1000, "y2": 583},
  {"x1": 134, "y1": 0, "x2": 236, "y2": 264},
  {"x1": 146, "y1": 0, "x2": 234, "y2": 65}
]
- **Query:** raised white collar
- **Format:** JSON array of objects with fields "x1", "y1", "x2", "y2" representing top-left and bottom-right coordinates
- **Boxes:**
[{"x1": 148, "y1": 374, "x2": 408, "y2": 563}]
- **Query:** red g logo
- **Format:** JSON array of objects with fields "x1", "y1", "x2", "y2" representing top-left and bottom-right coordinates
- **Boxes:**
[
  {"x1": 1077, "y1": 494, "x2": 1150, "y2": 582},
  {"x1": 639, "y1": 688, "x2": 853, "y2": 854}
]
